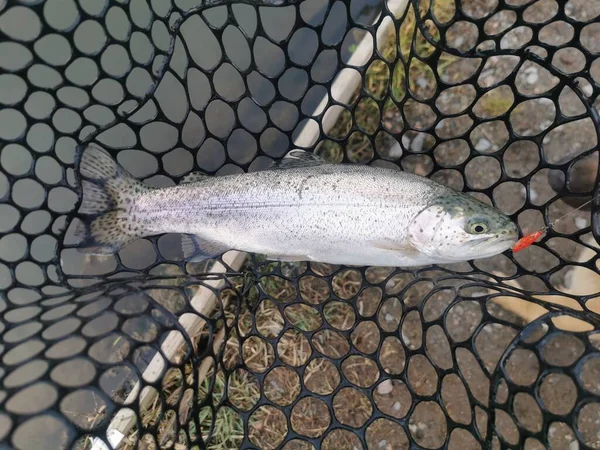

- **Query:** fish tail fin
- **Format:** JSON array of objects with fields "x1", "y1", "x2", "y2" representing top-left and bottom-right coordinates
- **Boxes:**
[{"x1": 75, "y1": 145, "x2": 150, "y2": 255}]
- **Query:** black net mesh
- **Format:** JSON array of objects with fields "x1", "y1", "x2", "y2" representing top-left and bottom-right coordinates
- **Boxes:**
[{"x1": 1, "y1": 0, "x2": 600, "y2": 448}]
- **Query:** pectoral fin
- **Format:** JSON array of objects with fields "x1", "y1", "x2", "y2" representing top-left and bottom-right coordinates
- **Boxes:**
[
  {"x1": 266, "y1": 149, "x2": 330, "y2": 170},
  {"x1": 369, "y1": 239, "x2": 420, "y2": 256}
]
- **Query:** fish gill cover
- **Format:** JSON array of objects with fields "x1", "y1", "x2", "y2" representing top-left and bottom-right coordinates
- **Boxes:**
[{"x1": 0, "y1": 0, "x2": 599, "y2": 449}]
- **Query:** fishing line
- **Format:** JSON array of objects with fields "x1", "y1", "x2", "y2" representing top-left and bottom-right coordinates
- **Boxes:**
[{"x1": 512, "y1": 193, "x2": 600, "y2": 252}]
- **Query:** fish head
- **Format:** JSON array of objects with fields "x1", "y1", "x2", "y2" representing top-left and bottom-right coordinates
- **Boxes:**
[{"x1": 408, "y1": 192, "x2": 518, "y2": 262}]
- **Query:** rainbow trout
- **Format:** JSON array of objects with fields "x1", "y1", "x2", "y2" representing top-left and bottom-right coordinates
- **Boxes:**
[{"x1": 76, "y1": 146, "x2": 518, "y2": 267}]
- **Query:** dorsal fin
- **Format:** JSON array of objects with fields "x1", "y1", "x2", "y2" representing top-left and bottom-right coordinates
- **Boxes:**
[
  {"x1": 267, "y1": 149, "x2": 329, "y2": 170},
  {"x1": 180, "y1": 171, "x2": 209, "y2": 184}
]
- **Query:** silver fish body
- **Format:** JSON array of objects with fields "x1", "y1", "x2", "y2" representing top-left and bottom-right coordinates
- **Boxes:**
[{"x1": 76, "y1": 147, "x2": 518, "y2": 267}]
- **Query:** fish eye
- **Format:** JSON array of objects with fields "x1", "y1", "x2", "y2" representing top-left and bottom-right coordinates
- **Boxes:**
[{"x1": 469, "y1": 221, "x2": 489, "y2": 234}]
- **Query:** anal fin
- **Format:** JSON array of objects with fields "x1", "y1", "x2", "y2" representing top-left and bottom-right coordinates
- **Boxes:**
[
  {"x1": 181, "y1": 234, "x2": 229, "y2": 262},
  {"x1": 265, "y1": 254, "x2": 308, "y2": 262},
  {"x1": 180, "y1": 171, "x2": 209, "y2": 184}
]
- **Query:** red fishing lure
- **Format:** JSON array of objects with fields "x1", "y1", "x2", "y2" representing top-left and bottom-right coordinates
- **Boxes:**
[
  {"x1": 512, "y1": 194, "x2": 598, "y2": 253},
  {"x1": 512, "y1": 229, "x2": 544, "y2": 253}
]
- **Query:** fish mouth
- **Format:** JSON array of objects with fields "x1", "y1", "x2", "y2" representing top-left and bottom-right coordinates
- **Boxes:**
[{"x1": 467, "y1": 233, "x2": 518, "y2": 255}]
